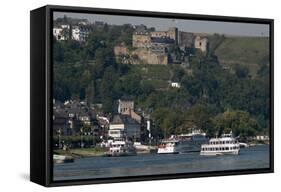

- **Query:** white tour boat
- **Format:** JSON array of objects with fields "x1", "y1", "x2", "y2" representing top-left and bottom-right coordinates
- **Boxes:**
[
  {"x1": 157, "y1": 138, "x2": 180, "y2": 154},
  {"x1": 53, "y1": 154, "x2": 74, "y2": 164},
  {"x1": 200, "y1": 132, "x2": 240, "y2": 156},
  {"x1": 157, "y1": 130, "x2": 209, "y2": 154},
  {"x1": 109, "y1": 138, "x2": 136, "y2": 156}
]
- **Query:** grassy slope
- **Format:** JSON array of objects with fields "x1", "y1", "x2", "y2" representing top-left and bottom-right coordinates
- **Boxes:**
[
  {"x1": 129, "y1": 65, "x2": 173, "y2": 89},
  {"x1": 214, "y1": 37, "x2": 269, "y2": 76}
]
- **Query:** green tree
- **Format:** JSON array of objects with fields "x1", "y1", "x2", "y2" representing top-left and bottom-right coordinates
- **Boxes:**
[
  {"x1": 213, "y1": 110, "x2": 259, "y2": 139},
  {"x1": 181, "y1": 104, "x2": 215, "y2": 135},
  {"x1": 100, "y1": 66, "x2": 118, "y2": 113}
]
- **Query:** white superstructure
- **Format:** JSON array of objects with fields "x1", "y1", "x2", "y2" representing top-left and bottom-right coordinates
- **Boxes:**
[
  {"x1": 157, "y1": 130, "x2": 208, "y2": 154},
  {"x1": 200, "y1": 132, "x2": 240, "y2": 156},
  {"x1": 157, "y1": 139, "x2": 180, "y2": 154},
  {"x1": 109, "y1": 138, "x2": 136, "y2": 156}
]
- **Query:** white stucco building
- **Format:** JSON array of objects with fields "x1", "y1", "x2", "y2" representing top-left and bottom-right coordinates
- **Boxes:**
[
  {"x1": 108, "y1": 115, "x2": 141, "y2": 140},
  {"x1": 170, "y1": 82, "x2": 181, "y2": 88},
  {"x1": 72, "y1": 26, "x2": 90, "y2": 42},
  {"x1": 53, "y1": 25, "x2": 70, "y2": 41}
]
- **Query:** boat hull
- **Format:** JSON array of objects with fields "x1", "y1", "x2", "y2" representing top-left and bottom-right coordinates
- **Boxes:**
[
  {"x1": 157, "y1": 151, "x2": 179, "y2": 154},
  {"x1": 200, "y1": 149, "x2": 239, "y2": 156},
  {"x1": 157, "y1": 141, "x2": 208, "y2": 154},
  {"x1": 53, "y1": 154, "x2": 74, "y2": 164}
]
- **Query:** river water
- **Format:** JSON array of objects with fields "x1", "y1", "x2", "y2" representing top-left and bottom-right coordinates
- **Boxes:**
[{"x1": 53, "y1": 145, "x2": 270, "y2": 181}]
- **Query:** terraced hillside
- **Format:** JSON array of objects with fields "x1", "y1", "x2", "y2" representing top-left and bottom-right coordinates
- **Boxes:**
[{"x1": 214, "y1": 36, "x2": 270, "y2": 76}]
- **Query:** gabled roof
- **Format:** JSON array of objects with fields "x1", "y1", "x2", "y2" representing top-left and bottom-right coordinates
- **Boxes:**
[
  {"x1": 111, "y1": 114, "x2": 140, "y2": 125},
  {"x1": 111, "y1": 115, "x2": 124, "y2": 124}
]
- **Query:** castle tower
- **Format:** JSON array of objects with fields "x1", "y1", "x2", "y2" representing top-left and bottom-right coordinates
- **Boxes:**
[
  {"x1": 168, "y1": 27, "x2": 178, "y2": 45},
  {"x1": 194, "y1": 36, "x2": 208, "y2": 52}
]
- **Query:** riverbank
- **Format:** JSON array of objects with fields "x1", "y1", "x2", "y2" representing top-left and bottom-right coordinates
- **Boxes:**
[{"x1": 54, "y1": 147, "x2": 108, "y2": 158}]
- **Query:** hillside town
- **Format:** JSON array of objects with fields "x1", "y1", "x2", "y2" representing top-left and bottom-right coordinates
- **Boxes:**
[
  {"x1": 53, "y1": 96, "x2": 269, "y2": 155},
  {"x1": 53, "y1": 98, "x2": 153, "y2": 149}
]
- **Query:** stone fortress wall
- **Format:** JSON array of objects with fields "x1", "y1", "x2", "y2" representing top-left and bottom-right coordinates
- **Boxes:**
[
  {"x1": 132, "y1": 48, "x2": 168, "y2": 65},
  {"x1": 114, "y1": 27, "x2": 208, "y2": 65},
  {"x1": 132, "y1": 33, "x2": 151, "y2": 48}
]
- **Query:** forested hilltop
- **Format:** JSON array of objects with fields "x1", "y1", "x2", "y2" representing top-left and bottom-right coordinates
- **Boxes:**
[{"x1": 53, "y1": 19, "x2": 270, "y2": 140}]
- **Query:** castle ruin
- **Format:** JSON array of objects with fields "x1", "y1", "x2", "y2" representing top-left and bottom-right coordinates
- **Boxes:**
[{"x1": 114, "y1": 27, "x2": 208, "y2": 65}]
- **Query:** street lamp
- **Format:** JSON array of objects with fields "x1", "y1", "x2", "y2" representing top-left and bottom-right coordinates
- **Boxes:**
[
  {"x1": 80, "y1": 127, "x2": 84, "y2": 148},
  {"x1": 58, "y1": 128, "x2": 61, "y2": 149},
  {"x1": 92, "y1": 126, "x2": 95, "y2": 147}
]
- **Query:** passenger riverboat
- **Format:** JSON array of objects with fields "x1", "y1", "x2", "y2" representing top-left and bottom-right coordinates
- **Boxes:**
[
  {"x1": 200, "y1": 132, "x2": 240, "y2": 156},
  {"x1": 109, "y1": 138, "x2": 136, "y2": 156}
]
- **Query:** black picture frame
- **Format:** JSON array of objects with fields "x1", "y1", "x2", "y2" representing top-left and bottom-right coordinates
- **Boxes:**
[{"x1": 30, "y1": 5, "x2": 274, "y2": 187}]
